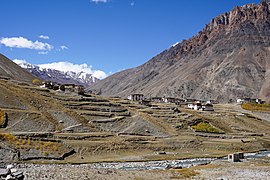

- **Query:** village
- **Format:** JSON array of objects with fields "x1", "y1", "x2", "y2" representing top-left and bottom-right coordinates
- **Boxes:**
[
  {"x1": 38, "y1": 81, "x2": 267, "y2": 113},
  {"x1": 0, "y1": 79, "x2": 269, "y2": 179},
  {"x1": 40, "y1": 81, "x2": 85, "y2": 95},
  {"x1": 127, "y1": 93, "x2": 266, "y2": 112}
]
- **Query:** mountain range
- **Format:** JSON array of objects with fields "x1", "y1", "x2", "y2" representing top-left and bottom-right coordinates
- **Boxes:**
[
  {"x1": 14, "y1": 60, "x2": 99, "y2": 87},
  {"x1": 90, "y1": 1, "x2": 270, "y2": 103}
]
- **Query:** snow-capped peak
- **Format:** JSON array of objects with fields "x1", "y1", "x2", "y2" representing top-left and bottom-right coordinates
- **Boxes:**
[
  {"x1": 13, "y1": 59, "x2": 37, "y2": 69},
  {"x1": 13, "y1": 59, "x2": 103, "y2": 87}
]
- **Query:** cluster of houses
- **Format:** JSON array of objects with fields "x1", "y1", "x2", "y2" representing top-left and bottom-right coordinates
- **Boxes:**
[
  {"x1": 40, "y1": 81, "x2": 85, "y2": 95},
  {"x1": 127, "y1": 94, "x2": 267, "y2": 111},
  {"x1": 187, "y1": 101, "x2": 214, "y2": 111},
  {"x1": 127, "y1": 94, "x2": 214, "y2": 111},
  {"x1": 127, "y1": 94, "x2": 184, "y2": 104},
  {"x1": 128, "y1": 94, "x2": 194, "y2": 104},
  {"x1": 236, "y1": 98, "x2": 265, "y2": 104}
]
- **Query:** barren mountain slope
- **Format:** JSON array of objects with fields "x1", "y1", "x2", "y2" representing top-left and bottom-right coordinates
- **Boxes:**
[
  {"x1": 0, "y1": 54, "x2": 37, "y2": 83},
  {"x1": 90, "y1": 2, "x2": 270, "y2": 103}
]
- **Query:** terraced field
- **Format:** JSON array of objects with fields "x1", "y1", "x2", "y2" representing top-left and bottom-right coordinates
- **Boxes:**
[{"x1": 0, "y1": 79, "x2": 270, "y2": 164}]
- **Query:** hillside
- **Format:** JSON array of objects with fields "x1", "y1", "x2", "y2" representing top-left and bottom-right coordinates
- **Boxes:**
[
  {"x1": 90, "y1": 1, "x2": 270, "y2": 103},
  {"x1": 1, "y1": 78, "x2": 270, "y2": 164},
  {"x1": 0, "y1": 1, "x2": 270, "y2": 166},
  {"x1": 0, "y1": 54, "x2": 37, "y2": 83},
  {"x1": 0, "y1": 63, "x2": 268, "y2": 176}
]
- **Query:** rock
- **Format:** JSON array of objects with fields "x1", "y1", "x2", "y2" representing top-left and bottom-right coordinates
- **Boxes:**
[
  {"x1": 6, "y1": 165, "x2": 14, "y2": 170},
  {"x1": 89, "y1": 2, "x2": 270, "y2": 104},
  {"x1": 5, "y1": 175, "x2": 15, "y2": 180},
  {"x1": 15, "y1": 61, "x2": 100, "y2": 87},
  {"x1": 157, "y1": 151, "x2": 167, "y2": 155},
  {"x1": 261, "y1": 0, "x2": 270, "y2": 3},
  {"x1": 0, "y1": 169, "x2": 10, "y2": 177},
  {"x1": 12, "y1": 171, "x2": 24, "y2": 180},
  {"x1": 145, "y1": 129, "x2": 150, "y2": 133},
  {"x1": 10, "y1": 169, "x2": 17, "y2": 173}
]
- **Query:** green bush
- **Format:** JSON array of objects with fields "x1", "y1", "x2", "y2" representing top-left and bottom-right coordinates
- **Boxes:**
[{"x1": 192, "y1": 122, "x2": 220, "y2": 133}]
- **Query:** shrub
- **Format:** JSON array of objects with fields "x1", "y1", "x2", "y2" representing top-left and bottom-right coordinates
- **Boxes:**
[
  {"x1": 242, "y1": 102, "x2": 270, "y2": 112},
  {"x1": 0, "y1": 110, "x2": 5, "y2": 127},
  {"x1": 32, "y1": 79, "x2": 42, "y2": 85},
  {"x1": 44, "y1": 151, "x2": 49, "y2": 156},
  {"x1": 0, "y1": 133, "x2": 63, "y2": 153},
  {"x1": 192, "y1": 122, "x2": 220, "y2": 133},
  {"x1": 0, "y1": 133, "x2": 16, "y2": 141},
  {"x1": 27, "y1": 138, "x2": 31, "y2": 145}
]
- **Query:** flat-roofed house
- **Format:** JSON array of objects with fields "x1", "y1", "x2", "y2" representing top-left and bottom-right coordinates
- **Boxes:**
[
  {"x1": 128, "y1": 94, "x2": 144, "y2": 101},
  {"x1": 75, "y1": 85, "x2": 85, "y2": 95},
  {"x1": 193, "y1": 102, "x2": 202, "y2": 110}
]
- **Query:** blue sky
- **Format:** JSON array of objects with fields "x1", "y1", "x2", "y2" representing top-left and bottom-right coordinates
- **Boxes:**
[{"x1": 0, "y1": 0, "x2": 260, "y2": 78}]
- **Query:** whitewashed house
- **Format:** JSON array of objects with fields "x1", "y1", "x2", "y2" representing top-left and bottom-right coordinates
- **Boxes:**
[
  {"x1": 193, "y1": 102, "x2": 202, "y2": 110},
  {"x1": 128, "y1": 94, "x2": 144, "y2": 101},
  {"x1": 188, "y1": 101, "x2": 202, "y2": 110},
  {"x1": 237, "y1": 98, "x2": 244, "y2": 104},
  {"x1": 188, "y1": 103, "x2": 194, "y2": 109}
]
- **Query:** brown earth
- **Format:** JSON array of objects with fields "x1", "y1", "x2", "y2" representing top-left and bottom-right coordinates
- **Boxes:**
[
  {"x1": 0, "y1": 76, "x2": 270, "y2": 165},
  {"x1": 89, "y1": 1, "x2": 270, "y2": 103},
  {"x1": 0, "y1": 54, "x2": 38, "y2": 83}
]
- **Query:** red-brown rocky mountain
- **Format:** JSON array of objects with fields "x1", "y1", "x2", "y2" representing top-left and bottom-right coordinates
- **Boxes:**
[
  {"x1": 0, "y1": 54, "x2": 37, "y2": 83},
  {"x1": 90, "y1": 1, "x2": 270, "y2": 103}
]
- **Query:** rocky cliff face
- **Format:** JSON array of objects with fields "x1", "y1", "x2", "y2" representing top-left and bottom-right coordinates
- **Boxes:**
[{"x1": 90, "y1": 1, "x2": 270, "y2": 103}]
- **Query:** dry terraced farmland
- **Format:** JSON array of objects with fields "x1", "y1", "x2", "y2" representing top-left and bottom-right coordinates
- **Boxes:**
[{"x1": 0, "y1": 79, "x2": 270, "y2": 164}]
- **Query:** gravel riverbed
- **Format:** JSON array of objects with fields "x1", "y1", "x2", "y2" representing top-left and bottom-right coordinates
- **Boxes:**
[{"x1": 7, "y1": 151, "x2": 270, "y2": 179}]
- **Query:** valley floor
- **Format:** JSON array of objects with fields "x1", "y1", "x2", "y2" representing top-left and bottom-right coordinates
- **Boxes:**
[
  {"x1": 1, "y1": 80, "x2": 270, "y2": 179},
  {"x1": 14, "y1": 155, "x2": 270, "y2": 179}
]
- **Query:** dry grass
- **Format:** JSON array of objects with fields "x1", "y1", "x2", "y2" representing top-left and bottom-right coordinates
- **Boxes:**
[
  {"x1": 0, "y1": 110, "x2": 5, "y2": 127},
  {"x1": 1, "y1": 80, "x2": 270, "y2": 164},
  {"x1": 242, "y1": 102, "x2": 270, "y2": 112},
  {"x1": 192, "y1": 122, "x2": 220, "y2": 133},
  {"x1": 171, "y1": 168, "x2": 200, "y2": 179},
  {"x1": 0, "y1": 133, "x2": 63, "y2": 153}
]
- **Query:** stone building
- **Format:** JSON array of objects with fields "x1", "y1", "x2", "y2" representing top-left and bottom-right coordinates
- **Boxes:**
[
  {"x1": 228, "y1": 152, "x2": 244, "y2": 162},
  {"x1": 128, "y1": 94, "x2": 144, "y2": 101}
]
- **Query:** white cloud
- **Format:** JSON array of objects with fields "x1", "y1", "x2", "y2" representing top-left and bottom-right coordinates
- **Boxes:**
[
  {"x1": 39, "y1": 35, "x2": 50, "y2": 39},
  {"x1": 91, "y1": 0, "x2": 108, "y2": 3},
  {"x1": 60, "y1": 45, "x2": 68, "y2": 50},
  {"x1": 13, "y1": 59, "x2": 28, "y2": 65},
  {"x1": 0, "y1": 37, "x2": 53, "y2": 51},
  {"x1": 38, "y1": 61, "x2": 107, "y2": 79},
  {"x1": 38, "y1": 51, "x2": 48, "y2": 55}
]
